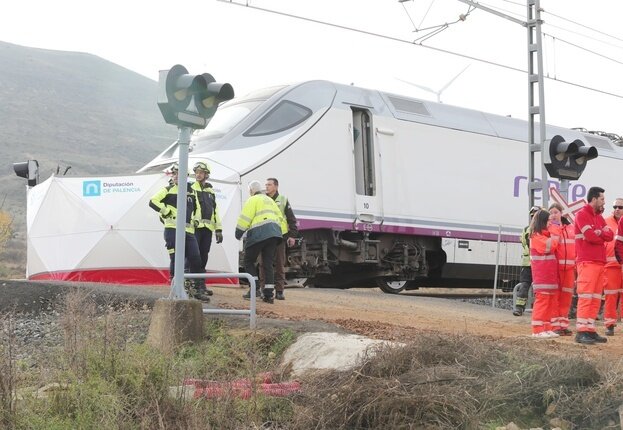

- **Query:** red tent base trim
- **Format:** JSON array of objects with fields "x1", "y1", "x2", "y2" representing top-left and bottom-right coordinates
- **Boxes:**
[{"x1": 29, "y1": 268, "x2": 239, "y2": 286}]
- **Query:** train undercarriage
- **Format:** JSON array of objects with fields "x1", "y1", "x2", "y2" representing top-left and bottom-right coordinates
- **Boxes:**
[{"x1": 284, "y1": 229, "x2": 447, "y2": 293}]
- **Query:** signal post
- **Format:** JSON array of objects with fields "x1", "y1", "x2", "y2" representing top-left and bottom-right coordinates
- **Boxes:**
[{"x1": 147, "y1": 65, "x2": 234, "y2": 353}]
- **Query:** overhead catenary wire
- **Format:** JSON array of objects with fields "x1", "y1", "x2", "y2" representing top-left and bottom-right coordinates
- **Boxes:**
[
  {"x1": 216, "y1": 0, "x2": 623, "y2": 100},
  {"x1": 400, "y1": 0, "x2": 419, "y2": 31},
  {"x1": 544, "y1": 32, "x2": 623, "y2": 67},
  {"x1": 544, "y1": 8, "x2": 623, "y2": 45},
  {"x1": 543, "y1": 20, "x2": 623, "y2": 52}
]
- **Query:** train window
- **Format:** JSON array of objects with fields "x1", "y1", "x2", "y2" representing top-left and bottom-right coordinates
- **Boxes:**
[
  {"x1": 244, "y1": 101, "x2": 311, "y2": 137},
  {"x1": 353, "y1": 108, "x2": 375, "y2": 196}
]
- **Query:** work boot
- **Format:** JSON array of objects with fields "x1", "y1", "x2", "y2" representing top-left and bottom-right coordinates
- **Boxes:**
[
  {"x1": 606, "y1": 326, "x2": 615, "y2": 336},
  {"x1": 512, "y1": 305, "x2": 525, "y2": 317},
  {"x1": 275, "y1": 291, "x2": 285, "y2": 301},
  {"x1": 186, "y1": 280, "x2": 210, "y2": 302},
  {"x1": 262, "y1": 284, "x2": 275, "y2": 304},
  {"x1": 192, "y1": 289, "x2": 211, "y2": 302},
  {"x1": 243, "y1": 288, "x2": 261, "y2": 300},
  {"x1": 588, "y1": 332, "x2": 608, "y2": 343},
  {"x1": 575, "y1": 332, "x2": 596, "y2": 345}
]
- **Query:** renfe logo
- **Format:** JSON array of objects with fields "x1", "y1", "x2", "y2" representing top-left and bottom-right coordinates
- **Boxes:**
[
  {"x1": 83, "y1": 180, "x2": 101, "y2": 197},
  {"x1": 513, "y1": 176, "x2": 587, "y2": 201}
]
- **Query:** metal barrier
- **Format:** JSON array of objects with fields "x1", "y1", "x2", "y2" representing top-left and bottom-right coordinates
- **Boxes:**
[
  {"x1": 492, "y1": 224, "x2": 522, "y2": 309},
  {"x1": 184, "y1": 273, "x2": 257, "y2": 329}
]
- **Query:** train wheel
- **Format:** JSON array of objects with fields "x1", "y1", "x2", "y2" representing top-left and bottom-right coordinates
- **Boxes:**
[{"x1": 375, "y1": 278, "x2": 408, "y2": 294}]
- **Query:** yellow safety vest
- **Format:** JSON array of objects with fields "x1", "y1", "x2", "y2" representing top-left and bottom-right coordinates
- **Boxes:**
[
  {"x1": 236, "y1": 194, "x2": 284, "y2": 247},
  {"x1": 149, "y1": 183, "x2": 198, "y2": 234}
]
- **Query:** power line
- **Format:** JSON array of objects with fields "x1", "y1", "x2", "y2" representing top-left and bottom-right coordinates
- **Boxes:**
[
  {"x1": 216, "y1": 0, "x2": 623, "y2": 100},
  {"x1": 400, "y1": 0, "x2": 418, "y2": 32},
  {"x1": 544, "y1": 9, "x2": 623, "y2": 45},
  {"x1": 544, "y1": 32, "x2": 623, "y2": 67},
  {"x1": 544, "y1": 20, "x2": 623, "y2": 52}
]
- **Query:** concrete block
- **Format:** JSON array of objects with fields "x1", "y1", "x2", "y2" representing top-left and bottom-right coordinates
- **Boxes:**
[{"x1": 147, "y1": 299, "x2": 204, "y2": 354}]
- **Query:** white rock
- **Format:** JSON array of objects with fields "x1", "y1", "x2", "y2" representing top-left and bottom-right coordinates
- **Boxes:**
[{"x1": 281, "y1": 332, "x2": 403, "y2": 377}]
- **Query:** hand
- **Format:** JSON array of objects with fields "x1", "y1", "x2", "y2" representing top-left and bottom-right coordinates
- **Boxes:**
[
  {"x1": 193, "y1": 219, "x2": 200, "y2": 228},
  {"x1": 215, "y1": 230, "x2": 223, "y2": 244},
  {"x1": 595, "y1": 229, "x2": 602, "y2": 236},
  {"x1": 287, "y1": 237, "x2": 296, "y2": 247},
  {"x1": 160, "y1": 207, "x2": 171, "y2": 217}
]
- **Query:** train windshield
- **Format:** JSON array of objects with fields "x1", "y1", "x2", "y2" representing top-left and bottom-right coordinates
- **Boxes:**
[
  {"x1": 192, "y1": 85, "x2": 287, "y2": 151},
  {"x1": 198, "y1": 100, "x2": 263, "y2": 140}
]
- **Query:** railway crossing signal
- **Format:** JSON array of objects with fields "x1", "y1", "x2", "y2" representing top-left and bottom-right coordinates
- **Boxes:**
[
  {"x1": 543, "y1": 135, "x2": 598, "y2": 180},
  {"x1": 156, "y1": 64, "x2": 235, "y2": 300},
  {"x1": 13, "y1": 160, "x2": 39, "y2": 187},
  {"x1": 157, "y1": 64, "x2": 234, "y2": 129},
  {"x1": 549, "y1": 187, "x2": 586, "y2": 223}
]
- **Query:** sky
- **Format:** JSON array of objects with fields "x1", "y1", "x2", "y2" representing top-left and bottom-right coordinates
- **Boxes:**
[{"x1": 2, "y1": 0, "x2": 623, "y2": 135}]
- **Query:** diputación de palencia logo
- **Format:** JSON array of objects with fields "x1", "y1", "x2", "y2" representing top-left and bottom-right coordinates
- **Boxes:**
[{"x1": 83, "y1": 180, "x2": 141, "y2": 197}]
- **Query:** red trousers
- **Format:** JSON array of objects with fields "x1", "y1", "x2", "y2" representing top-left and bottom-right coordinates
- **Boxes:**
[
  {"x1": 532, "y1": 291, "x2": 557, "y2": 334},
  {"x1": 555, "y1": 267, "x2": 575, "y2": 330},
  {"x1": 576, "y1": 262, "x2": 605, "y2": 333},
  {"x1": 603, "y1": 265, "x2": 622, "y2": 328}
]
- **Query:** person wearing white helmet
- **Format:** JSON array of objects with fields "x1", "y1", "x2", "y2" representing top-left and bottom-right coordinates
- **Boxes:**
[
  {"x1": 149, "y1": 163, "x2": 210, "y2": 302},
  {"x1": 235, "y1": 180, "x2": 286, "y2": 304},
  {"x1": 191, "y1": 161, "x2": 223, "y2": 296}
]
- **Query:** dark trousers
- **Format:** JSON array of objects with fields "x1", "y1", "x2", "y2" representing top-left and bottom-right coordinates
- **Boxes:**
[
  {"x1": 195, "y1": 227, "x2": 213, "y2": 269},
  {"x1": 259, "y1": 239, "x2": 286, "y2": 292},
  {"x1": 244, "y1": 237, "x2": 280, "y2": 297},
  {"x1": 517, "y1": 266, "x2": 533, "y2": 299},
  {"x1": 164, "y1": 228, "x2": 203, "y2": 286}
]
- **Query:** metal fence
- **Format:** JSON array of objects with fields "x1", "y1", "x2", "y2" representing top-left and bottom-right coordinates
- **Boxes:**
[{"x1": 184, "y1": 273, "x2": 257, "y2": 329}]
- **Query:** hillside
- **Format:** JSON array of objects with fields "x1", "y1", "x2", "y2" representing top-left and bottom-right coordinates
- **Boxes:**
[{"x1": 0, "y1": 41, "x2": 177, "y2": 275}]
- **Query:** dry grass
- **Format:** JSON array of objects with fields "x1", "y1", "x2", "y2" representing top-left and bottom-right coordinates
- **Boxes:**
[
  {"x1": 289, "y1": 334, "x2": 612, "y2": 429},
  {"x1": 5, "y1": 290, "x2": 623, "y2": 428}
]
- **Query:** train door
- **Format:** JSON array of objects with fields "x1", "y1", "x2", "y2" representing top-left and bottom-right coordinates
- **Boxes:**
[{"x1": 351, "y1": 108, "x2": 383, "y2": 228}]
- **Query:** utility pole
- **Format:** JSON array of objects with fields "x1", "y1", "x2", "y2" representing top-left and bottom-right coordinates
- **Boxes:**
[
  {"x1": 526, "y1": 0, "x2": 548, "y2": 208},
  {"x1": 456, "y1": 0, "x2": 548, "y2": 209}
]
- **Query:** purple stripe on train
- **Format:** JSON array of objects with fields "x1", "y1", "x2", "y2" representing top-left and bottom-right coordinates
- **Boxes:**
[{"x1": 298, "y1": 218, "x2": 520, "y2": 242}]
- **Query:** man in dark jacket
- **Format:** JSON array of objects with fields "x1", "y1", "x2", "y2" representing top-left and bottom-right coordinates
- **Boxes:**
[{"x1": 258, "y1": 177, "x2": 299, "y2": 300}]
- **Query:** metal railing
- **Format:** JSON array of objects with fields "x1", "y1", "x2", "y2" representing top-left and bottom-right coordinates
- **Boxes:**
[{"x1": 184, "y1": 273, "x2": 257, "y2": 329}]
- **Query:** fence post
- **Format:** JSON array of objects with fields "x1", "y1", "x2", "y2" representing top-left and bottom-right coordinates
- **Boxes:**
[{"x1": 492, "y1": 225, "x2": 502, "y2": 308}]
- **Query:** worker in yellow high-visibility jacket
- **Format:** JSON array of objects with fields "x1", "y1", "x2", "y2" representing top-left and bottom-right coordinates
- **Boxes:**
[{"x1": 235, "y1": 180, "x2": 286, "y2": 304}]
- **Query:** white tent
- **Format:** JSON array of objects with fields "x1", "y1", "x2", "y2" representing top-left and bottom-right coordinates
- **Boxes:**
[{"x1": 26, "y1": 173, "x2": 241, "y2": 285}]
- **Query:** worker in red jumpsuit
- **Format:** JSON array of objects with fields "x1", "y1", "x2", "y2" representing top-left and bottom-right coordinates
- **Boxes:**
[
  {"x1": 529, "y1": 209, "x2": 560, "y2": 338},
  {"x1": 548, "y1": 202, "x2": 575, "y2": 336},
  {"x1": 602, "y1": 199, "x2": 623, "y2": 335},
  {"x1": 574, "y1": 186, "x2": 613, "y2": 345}
]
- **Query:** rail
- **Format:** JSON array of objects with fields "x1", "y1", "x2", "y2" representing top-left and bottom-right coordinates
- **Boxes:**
[{"x1": 184, "y1": 273, "x2": 257, "y2": 329}]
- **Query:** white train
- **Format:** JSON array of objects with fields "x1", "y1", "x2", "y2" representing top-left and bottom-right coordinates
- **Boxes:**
[{"x1": 139, "y1": 80, "x2": 623, "y2": 293}]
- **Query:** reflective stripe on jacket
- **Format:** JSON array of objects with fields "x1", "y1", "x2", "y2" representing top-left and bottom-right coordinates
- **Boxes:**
[
  {"x1": 549, "y1": 223, "x2": 576, "y2": 268},
  {"x1": 530, "y1": 230, "x2": 559, "y2": 291},
  {"x1": 521, "y1": 226, "x2": 530, "y2": 267},
  {"x1": 604, "y1": 215, "x2": 620, "y2": 267},
  {"x1": 191, "y1": 181, "x2": 222, "y2": 231},
  {"x1": 235, "y1": 193, "x2": 284, "y2": 248},
  {"x1": 149, "y1": 183, "x2": 198, "y2": 234},
  {"x1": 575, "y1": 204, "x2": 613, "y2": 264}
]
